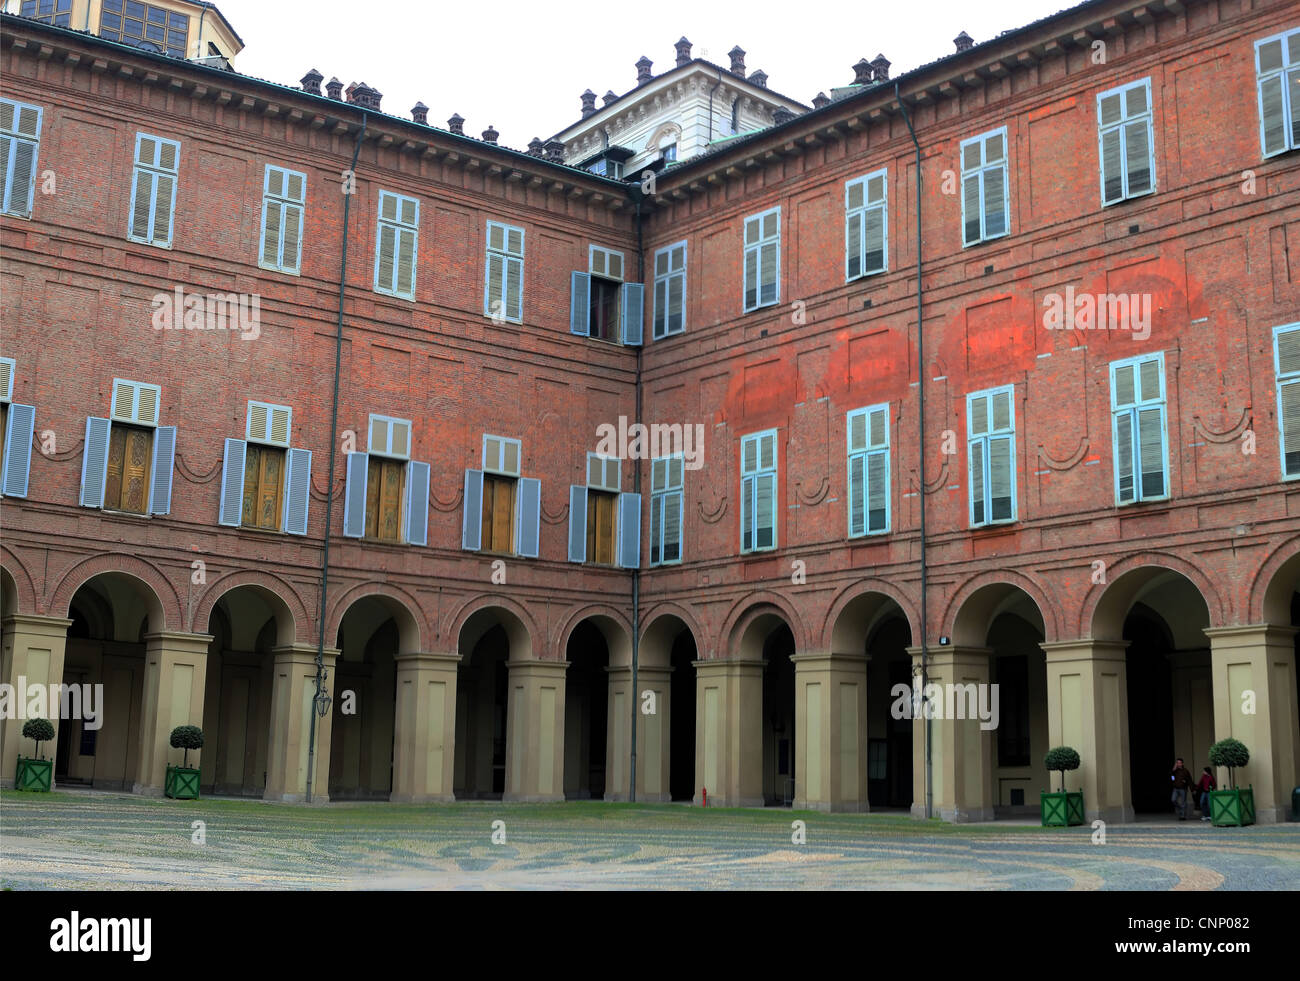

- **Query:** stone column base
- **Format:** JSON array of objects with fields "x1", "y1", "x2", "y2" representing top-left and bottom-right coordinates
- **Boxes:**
[
  {"x1": 391, "y1": 652, "x2": 461, "y2": 803},
  {"x1": 132, "y1": 631, "x2": 213, "y2": 796},
  {"x1": 692, "y1": 657, "x2": 764, "y2": 808},
  {"x1": 503, "y1": 658, "x2": 567, "y2": 803},
  {"x1": 791, "y1": 651, "x2": 869, "y2": 813}
]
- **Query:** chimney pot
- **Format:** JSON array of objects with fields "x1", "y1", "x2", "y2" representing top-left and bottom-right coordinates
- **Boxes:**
[
  {"x1": 603, "y1": 90, "x2": 618, "y2": 107},
  {"x1": 300, "y1": 68, "x2": 323, "y2": 95},
  {"x1": 954, "y1": 31, "x2": 974, "y2": 52},
  {"x1": 544, "y1": 139, "x2": 566, "y2": 163},
  {"x1": 870, "y1": 54, "x2": 890, "y2": 81},
  {"x1": 728, "y1": 45, "x2": 746, "y2": 77},
  {"x1": 581, "y1": 89, "x2": 597, "y2": 117},
  {"x1": 636, "y1": 56, "x2": 653, "y2": 86},
  {"x1": 448, "y1": 113, "x2": 464, "y2": 135},
  {"x1": 675, "y1": 36, "x2": 692, "y2": 67},
  {"x1": 411, "y1": 101, "x2": 428, "y2": 124},
  {"x1": 772, "y1": 106, "x2": 795, "y2": 125},
  {"x1": 812, "y1": 91, "x2": 830, "y2": 109},
  {"x1": 325, "y1": 76, "x2": 343, "y2": 100},
  {"x1": 527, "y1": 137, "x2": 545, "y2": 157},
  {"x1": 852, "y1": 58, "x2": 873, "y2": 85},
  {"x1": 749, "y1": 69, "x2": 768, "y2": 88},
  {"x1": 482, "y1": 124, "x2": 499, "y2": 144}
]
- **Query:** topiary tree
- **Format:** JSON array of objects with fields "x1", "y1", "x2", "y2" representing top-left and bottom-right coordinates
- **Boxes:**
[
  {"x1": 1208, "y1": 738, "x2": 1249, "y2": 789},
  {"x1": 22, "y1": 718, "x2": 54, "y2": 760},
  {"x1": 169, "y1": 725, "x2": 204, "y2": 768},
  {"x1": 1044, "y1": 745, "x2": 1081, "y2": 793}
]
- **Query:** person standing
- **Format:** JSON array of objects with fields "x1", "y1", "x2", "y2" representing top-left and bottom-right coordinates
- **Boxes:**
[
  {"x1": 1170, "y1": 758, "x2": 1194, "y2": 820},
  {"x1": 1197, "y1": 766, "x2": 1217, "y2": 822}
]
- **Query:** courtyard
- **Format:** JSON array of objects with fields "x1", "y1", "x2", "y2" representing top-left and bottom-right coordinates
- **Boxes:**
[{"x1": 2, "y1": 790, "x2": 1297, "y2": 890}]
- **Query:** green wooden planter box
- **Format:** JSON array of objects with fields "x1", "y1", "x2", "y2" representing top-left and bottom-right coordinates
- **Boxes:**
[
  {"x1": 1041, "y1": 790, "x2": 1085, "y2": 826},
  {"x1": 1209, "y1": 786, "x2": 1255, "y2": 827},
  {"x1": 165, "y1": 764, "x2": 201, "y2": 800},
  {"x1": 14, "y1": 756, "x2": 53, "y2": 792}
]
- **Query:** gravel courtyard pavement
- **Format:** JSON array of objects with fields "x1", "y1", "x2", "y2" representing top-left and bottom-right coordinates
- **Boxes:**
[{"x1": 3, "y1": 789, "x2": 1297, "y2": 890}]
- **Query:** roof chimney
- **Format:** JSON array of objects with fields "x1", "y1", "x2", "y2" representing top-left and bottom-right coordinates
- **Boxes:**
[
  {"x1": 636, "y1": 56, "x2": 653, "y2": 86},
  {"x1": 852, "y1": 58, "x2": 872, "y2": 85},
  {"x1": 729, "y1": 46, "x2": 746, "y2": 77},
  {"x1": 527, "y1": 137, "x2": 545, "y2": 157},
  {"x1": 954, "y1": 31, "x2": 974, "y2": 52},
  {"x1": 411, "y1": 101, "x2": 428, "y2": 125},
  {"x1": 870, "y1": 54, "x2": 890, "y2": 81},
  {"x1": 749, "y1": 69, "x2": 767, "y2": 88},
  {"x1": 447, "y1": 113, "x2": 464, "y2": 135},
  {"x1": 482, "y1": 124, "x2": 498, "y2": 144},
  {"x1": 812, "y1": 91, "x2": 830, "y2": 109},
  {"x1": 772, "y1": 106, "x2": 795, "y2": 125},
  {"x1": 675, "y1": 36, "x2": 692, "y2": 67},
  {"x1": 544, "y1": 140, "x2": 566, "y2": 163},
  {"x1": 325, "y1": 76, "x2": 343, "y2": 100},
  {"x1": 300, "y1": 68, "x2": 323, "y2": 95},
  {"x1": 581, "y1": 89, "x2": 597, "y2": 118},
  {"x1": 603, "y1": 90, "x2": 618, "y2": 107}
]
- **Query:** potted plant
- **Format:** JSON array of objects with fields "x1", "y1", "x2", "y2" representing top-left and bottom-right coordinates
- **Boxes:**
[
  {"x1": 1040, "y1": 746, "x2": 1085, "y2": 826},
  {"x1": 1207, "y1": 738, "x2": 1255, "y2": 827},
  {"x1": 164, "y1": 724, "x2": 203, "y2": 800},
  {"x1": 15, "y1": 718, "x2": 55, "y2": 792}
]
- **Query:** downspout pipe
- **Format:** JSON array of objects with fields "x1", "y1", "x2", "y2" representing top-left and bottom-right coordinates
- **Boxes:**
[
  {"x1": 305, "y1": 111, "x2": 367, "y2": 803},
  {"x1": 629, "y1": 192, "x2": 645, "y2": 802},
  {"x1": 707, "y1": 71, "x2": 723, "y2": 144},
  {"x1": 896, "y1": 81, "x2": 931, "y2": 821}
]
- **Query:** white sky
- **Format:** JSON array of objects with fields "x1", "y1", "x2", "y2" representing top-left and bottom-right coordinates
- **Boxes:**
[{"x1": 216, "y1": 0, "x2": 1077, "y2": 148}]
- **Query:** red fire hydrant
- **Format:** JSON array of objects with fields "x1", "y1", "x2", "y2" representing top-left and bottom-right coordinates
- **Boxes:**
[{"x1": 702, "y1": 787, "x2": 708, "y2": 808}]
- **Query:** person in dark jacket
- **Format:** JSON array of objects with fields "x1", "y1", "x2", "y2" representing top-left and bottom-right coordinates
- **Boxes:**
[
  {"x1": 1197, "y1": 766, "x2": 1217, "y2": 821},
  {"x1": 1170, "y1": 758, "x2": 1194, "y2": 820}
]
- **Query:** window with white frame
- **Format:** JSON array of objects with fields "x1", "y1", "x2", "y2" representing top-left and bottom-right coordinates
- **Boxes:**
[
  {"x1": 1256, "y1": 29, "x2": 1300, "y2": 158},
  {"x1": 847, "y1": 404, "x2": 889, "y2": 536},
  {"x1": 650, "y1": 455, "x2": 684, "y2": 565},
  {"x1": 653, "y1": 241, "x2": 686, "y2": 339},
  {"x1": 462, "y1": 434, "x2": 540, "y2": 557},
  {"x1": 1111, "y1": 353, "x2": 1169, "y2": 504},
  {"x1": 79, "y1": 378, "x2": 176, "y2": 516},
  {"x1": 218, "y1": 400, "x2": 311, "y2": 535},
  {"x1": 1275, "y1": 323, "x2": 1300, "y2": 478},
  {"x1": 743, "y1": 208, "x2": 780, "y2": 312},
  {"x1": 259, "y1": 165, "x2": 306, "y2": 275},
  {"x1": 343, "y1": 413, "x2": 430, "y2": 545},
  {"x1": 567, "y1": 452, "x2": 640, "y2": 568},
  {"x1": 374, "y1": 190, "x2": 419, "y2": 299},
  {"x1": 846, "y1": 169, "x2": 887, "y2": 279},
  {"x1": 484, "y1": 220, "x2": 524, "y2": 323},
  {"x1": 569, "y1": 245, "x2": 642, "y2": 345},
  {"x1": 968, "y1": 386, "x2": 1015, "y2": 527},
  {"x1": 960, "y1": 128, "x2": 1009, "y2": 246},
  {"x1": 740, "y1": 430, "x2": 777, "y2": 552},
  {"x1": 0, "y1": 98, "x2": 42, "y2": 218},
  {"x1": 1097, "y1": 78, "x2": 1155, "y2": 205},
  {"x1": 127, "y1": 132, "x2": 180, "y2": 247}
]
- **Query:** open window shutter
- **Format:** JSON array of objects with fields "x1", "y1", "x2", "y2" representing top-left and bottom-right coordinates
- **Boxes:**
[
  {"x1": 568, "y1": 484, "x2": 587, "y2": 562},
  {"x1": 80, "y1": 417, "x2": 111, "y2": 508},
  {"x1": 376, "y1": 225, "x2": 396, "y2": 292},
  {"x1": 152, "y1": 173, "x2": 175, "y2": 245},
  {"x1": 962, "y1": 172, "x2": 981, "y2": 244},
  {"x1": 130, "y1": 170, "x2": 153, "y2": 240},
  {"x1": 1260, "y1": 72, "x2": 1287, "y2": 156},
  {"x1": 0, "y1": 135, "x2": 12, "y2": 212},
  {"x1": 618, "y1": 492, "x2": 641, "y2": 568},
  {"x1": 665, "y1": 489, "x2": 682, "y2": 562},
  {"x1": 486, "y1": 253, "x2": 504, "y2": 316},
  {"x1": 462, "y1": 468, "x2": 484, "y2": 550},
  {"x1": 989, "y1": 435, "x2": 1013, "y2": 522},
  {"x1": 969, "y1": 438, "x2": 985, "y2": 524},
  {"x1": 621, "y1": 282, "x2": 644, "y2": 346},
  {"x1": 9, "y1": 139, "x2": 36, "y2": 216},
  {"x1": 867, "y1": 450, "x2": 888, "y2": 531},
  {"x1": 1124, "y1": 119, "x2": 1152, "y2": 195},
  {"x1": 282, "y1": 447, "x2": 311, "y2": 536},
  {"x1": 404, "y1": 460, "x2": 430, "y2": 545},
  {"x1": 1115, "y1": 412, "x2": 1136, "y2": 503},
  {"x1": 744, "y1": 247, "x2": 759, "y2": 310},
  {"x1": 343, "y1": 451, "x2": 368, "y2": 537},
  {"x1": 1282, "y1": 379, "x2": 1300, "y2": 476},
  {"x1": 282, "y1": 202, "x2": 303, "y2": 273},
  {"x1": 1100, "y1": 128, "x2": 1124, "y2": 204},
  {"x1": 1137, "y1": 407, "x2": 1165, "y2": 499},
  {"x1": 261, "y1": 199, "x2": 282, "y2": 267},
  {"x1": 570, "y1": 271, "x2": 590, "y2": 335},
  {"x1": 848, "y1": 453, "x2": 865, "y2": 536},
  {"x1": 516, "y1": 476, "x2": 541, "y2": 558},
  {"x1": 846, "y1": 210, "x2": 863, "y2": 279},
  {"x1": 148, "y1": 425, "x2": 177, "y2": 514},
  {"x1": 396, "y1": 228, "x2": 416, "y2": 297},
  {"x1": 506, "y1": 256, "x2": 523, "y2": 322},
  {"x1": 2, "y1": 402, "x2": 35, "y2": 497},
  {"x1": 218, "y1": 437, "x2": 247, "y2": 526}
]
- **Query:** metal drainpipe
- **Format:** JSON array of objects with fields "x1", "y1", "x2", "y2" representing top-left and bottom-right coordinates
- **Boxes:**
[
  {"x1": 707, "y1": 71, "x2": 723, "y2": 143},
  {"x1": 896, "y1": 81, "x2": 931, "y2": 820},
  {"x1": 305, "y1": 111, "x2": 368, "y2": 804},
  {"x1": 193, "y1": 5, "x2": 206, "y2": 59},
  {"x1": 629, "y1": 194, "x2": 645, "y2": 802}
]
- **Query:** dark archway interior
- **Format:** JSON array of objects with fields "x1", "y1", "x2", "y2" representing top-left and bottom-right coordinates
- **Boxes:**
[
  {"x1": 455, "y1": 622, "x2": 509, "y2": 798},
  {"x1": 1125, "y1": 609, "x2": 1175, "y2": 814},
  {"x1": 866, "y1": 616, "x2": 912, "y2": 809},
  {"x1": 329, "y1": 614, "x2": 398, "y2": 800},
  {"x1": 565, "y1": 620, "x2": 609, "y2": 799},
  {"x1": 1292, "y1": 592, "x2": 1299, "y2": 716},
  {"x1": 668, "y1": 628, "x2": 697, "y2": 801},
  {"x1": 761, "y1": 624, "x2": 796, "y2": 806}
]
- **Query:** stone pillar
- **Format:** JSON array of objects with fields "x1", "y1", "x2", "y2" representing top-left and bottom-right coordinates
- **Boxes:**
[
  {"x1": 692, "y1": 657, "x2": 764, "y2": 807},
  {"x1": 791, "y1": 651, "x2": 868, "y2": 812},
  {"x1": 909, "y1": 645, "x2": 994, "y2": 822},
  {"x1": 1205, "y1": 624, "x2": 1300, "y2": 824},
  {"x1": 504, "y1": 658, "x2": 567, "y2": 802},
  {"x1": 606, "y1": 664, "x2": 672, "y2": 802},
  {"x1": 1042, "y1": 639, "x2": 1132, "y2": 823},
  {"x1": 264, "y1": 644, "x2": 338, "y2": 803},
  {"x1": 391, "y1": 652, "x2": 460, "y2": 803},
  {"x1": 0, "y1": 614, "x2": 72, "y2": 788},
  {"x1": 133, "y1": 631, "x2": 213, "y2": 796}
]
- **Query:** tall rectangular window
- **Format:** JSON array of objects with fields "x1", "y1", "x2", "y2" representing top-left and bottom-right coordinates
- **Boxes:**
[
  {"x1": 80, "y1": 378, "x2": 176, "y2": 517},
  {"x1": 1111, "y1": 353, "x2": 1168, "y2": 504},
  {"x1": 1097, "y1": 78, "x2": 1155, "y2": 205},
  {"x1": 374, "y1": 190, "x2": 419, "y2": 299},
  {"x1": 1275, "y1": 323, "x2": 1300, "y2": 478},
  {"x1": 845, "y1": 169, "x2": 887, "y2": 279},
  {"x1": 847, "y1": 404, "x2": 889, "y2": 536},
  {"x1": 484, "y1": 220, "x2": 524, "y2": 323},
  {"x1": 259, "y1": 165, "x2": 306, "y2": 275},
  {"x1": 1257, "y1": 29, "x2": 1300, "y2": 158},
  {"x1": 569, "y1": 246, "x2": 642, "y2": 345},
  {"x1": 342, "y1": 414, "x2": 430, "y2": 547},
  {"x1": 968, "y1": 386, "x2": 1015, "y2": 527},
  {"x1": 99, "y1": 1, "x2": 190, "y2": 59},
  {"x1": 127, "y1": 132, "x2": 180, "y2": 247},
  {"x1": 650, "y1": 455, "x2": 684, "y2": 565},
  {"x1": 219, "y1": 400, "x2": 311, "y2": 535},
  {"x1": 653, "y1": 241, "x2": 686, "y2": 339},
  {"x1": 743, "y1": 208, "x2": 780, "y2": 312},
  {"x1": 20, "y1": 0, "x2": 72, "y2": 27},
  {"x1": 741, "y1": 430, "x2": 777, "y2": 553},
  {"x1": 960, "y1": 127, "x2": 1009, "y2": 246},
  {"x1": 0, "y1": 98, "x2": 42, "y2": 218}
]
